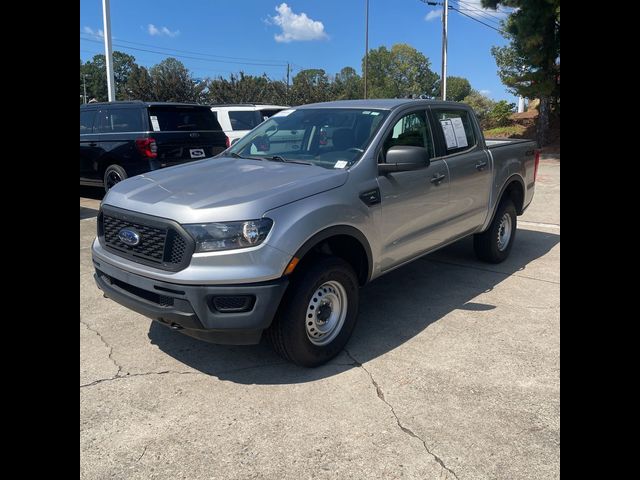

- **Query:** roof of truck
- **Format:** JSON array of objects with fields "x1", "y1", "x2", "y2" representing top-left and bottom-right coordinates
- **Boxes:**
[{"x1": 295, "y1": 99, "x2": 468, "y2": 110}]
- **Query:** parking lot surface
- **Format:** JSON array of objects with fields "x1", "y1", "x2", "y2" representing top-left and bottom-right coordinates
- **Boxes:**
[{"x1": 80, "y1": 159, "x2": 559, "y2": 479}]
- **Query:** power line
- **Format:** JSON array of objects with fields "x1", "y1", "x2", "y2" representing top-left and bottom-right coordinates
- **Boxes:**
[
  {"x1": 450, "y1": 3, "x2": 504, "y2": 26},
  {"x1": 79, "y1": 31, "x2": 287, "y2": 65},
  {"x1": 80, "y1": 36, "x2": 287, "y2": 68},
  {"x1": 453, "y1": 0, "x2": 507, "y2": 22},
  {"x1": 449, "y1": 5, "x2": 506, "y2": 34}
]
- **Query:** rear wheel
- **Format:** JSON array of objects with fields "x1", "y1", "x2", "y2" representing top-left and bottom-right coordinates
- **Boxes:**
[
  {"x1": 473, "y1": 198, "x2": 517, "y2": 263},
  {"x1": 103, "y1": 165, "x2": 127, "y2": 192},
  {"x1": 267, "y1": 256, "x2": 359, "y2": 367}
]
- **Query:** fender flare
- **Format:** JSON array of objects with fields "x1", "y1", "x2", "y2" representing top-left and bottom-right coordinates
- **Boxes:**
[{"x1": 292, "y1": 225, "x2": 374, "y2": 284}]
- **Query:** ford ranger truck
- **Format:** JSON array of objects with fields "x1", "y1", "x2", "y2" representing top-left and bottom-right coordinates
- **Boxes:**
[{"x1": 92, "y1": 99, "x2": 539, "y2": 367}]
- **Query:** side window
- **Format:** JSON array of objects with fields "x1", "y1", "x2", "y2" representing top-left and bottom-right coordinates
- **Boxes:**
[
  {"x1": 94, "y1": 110, "x2": 111, "y2": 133},
  {"x1": 80, "y1": 110, "x2": 95, "y2": 134},
  {"x1": 110, "y1": 109, "x2": 142, "y2": 132},
  {"x1": 382, "y1": 111, "x2": 434, "y2": 160},
  {"x1": 94, "y1": 109, "x2": 142, "y2": 133},
  {"x1": 433, "y1": 109, "x2": 477, "y2": 155}
]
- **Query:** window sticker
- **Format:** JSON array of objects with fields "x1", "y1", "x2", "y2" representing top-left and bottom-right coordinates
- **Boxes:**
[
  {"x1": 273, "y1": 109, "x2": 294, "y2": 117},
  {"x1": 150, "y1": 115, "x2": 160, "y2": 131},
  {"x1": 450, "y1": 117, "x2": 468, "y2": 148},
  {"x1": 334, "y1": 160, "x2": 348, "y2": 169},
  {"x1": 440, "y1": 119, "x2": 458, "y2": 149}
]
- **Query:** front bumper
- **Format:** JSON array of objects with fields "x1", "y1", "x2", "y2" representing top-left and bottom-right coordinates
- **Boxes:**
[{"x1": 93, "y1": 257, "x2": 288, "y2": 345}]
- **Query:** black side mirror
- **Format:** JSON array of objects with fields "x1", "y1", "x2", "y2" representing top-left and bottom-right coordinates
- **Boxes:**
[{"x1": 378, "y1": 145, "x2": 430, "y2": 174}]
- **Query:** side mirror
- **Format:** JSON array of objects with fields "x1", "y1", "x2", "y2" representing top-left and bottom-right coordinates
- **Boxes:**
[{"x1": 378, "y1": 145, "x2": 430, "y2": 174}]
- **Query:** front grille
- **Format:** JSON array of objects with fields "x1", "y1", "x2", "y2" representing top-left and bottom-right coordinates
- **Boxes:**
[
  {"x1": 98, "y1": 206, "x2": 195, "y2": 272},
  {"x1": 97, "y1": 270, "x2": 174, "y2": 307}
]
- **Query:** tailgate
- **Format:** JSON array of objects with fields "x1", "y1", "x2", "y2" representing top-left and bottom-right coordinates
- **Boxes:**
[
  {"x1": 147, "y1": 105, "x2": 227, "y2": 162},
  {"x1": 152, "y1": 131, "x2": 227, "y2": 162}
]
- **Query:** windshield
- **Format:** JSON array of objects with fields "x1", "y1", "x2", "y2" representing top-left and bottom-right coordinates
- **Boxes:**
[{"x1": 226, "y1": 108, "x2": 389, "y2": 169}]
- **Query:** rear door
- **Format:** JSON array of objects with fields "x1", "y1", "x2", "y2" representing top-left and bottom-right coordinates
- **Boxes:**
[
  {"x1": 429, "y1": 106, "x2": 492, "y2": 237},
  {"x1": 80, "y1": 108, "x2": 100, "y2": 182},
  {"x1": 147, "y1": 105, "x2": 227, "y2": 163}
]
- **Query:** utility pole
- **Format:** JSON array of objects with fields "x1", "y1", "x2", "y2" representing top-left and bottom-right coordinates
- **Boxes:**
[
  {"x1": 441, "y1": 0, "x2": 448, "y2": 100},
  {"x1": 364, "y1": 0, "x2": 369, "y2": 99},
  {"x1": 286, "y1": 63, "x2": 290, "y2": 104},
  {"x1": 102, "y1": 0, "x2": 116, "y2": 101},
  {"x1": 423, "y1": 0, "x2": 448, "y2": 100},
  {"x1": 83, "y1": 74, "x2": 88, "y2": 104}
]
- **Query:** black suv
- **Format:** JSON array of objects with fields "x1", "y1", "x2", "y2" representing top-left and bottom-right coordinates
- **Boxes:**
[{"x1": 80, "y1": 101, "x2": 228, "y2": 191}]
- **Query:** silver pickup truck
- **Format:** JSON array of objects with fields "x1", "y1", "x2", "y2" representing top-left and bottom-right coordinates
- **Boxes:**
[{"x1": 92, "y1": 99, "x2": 539, "y2": 366}]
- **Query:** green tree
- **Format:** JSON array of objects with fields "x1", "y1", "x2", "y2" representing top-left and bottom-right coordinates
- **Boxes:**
[
  {"x1": 482, "y1": 0, "x2": 560, "y2": 145},
  {"x1": 290, "y1": 69, "x2": 331, "y2": 105},
  {"x1": 124, "y1": 65, "x2": 154, "y2": 100},
  {"x1": 80, "y1": 51, "x2": 139, "y2": 101},
  {"x1": 487, "y1": 100, "x2": 516, "y2": 128},
  {"x1": 364, "y1": 44, "x2": 439, "y2": 98},
  {"x1": 462, "y1": 90, "x2": 496, "y2": 129},
  {"x1": 333, "y1": 67, "x2": 363, "y2": 100},
  {"x1": 443, "y1": 76, "x2": 472, "y2": 101},
  {"x1": 149, "y1": 58, "x2": 205, "y2": 102},
  {"x1": 206, "y1": 72, "x2": 288, "y2": 104}
]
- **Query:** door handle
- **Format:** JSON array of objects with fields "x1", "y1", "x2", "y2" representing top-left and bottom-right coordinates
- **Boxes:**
[
  {"x1": 476, "y1": 160, "x2": 488, "y2": 170},
  {"x1": 88, "y1": 142, "x2": 98, "y2": 147},
  {"x1": 430, "y1": 173, "x2": 446, "y2": 185}
]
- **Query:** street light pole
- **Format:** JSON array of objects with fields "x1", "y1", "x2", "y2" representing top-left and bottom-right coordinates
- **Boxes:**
[{"x1": 102, "y1": 0, "x2": 116, "y2": 101}]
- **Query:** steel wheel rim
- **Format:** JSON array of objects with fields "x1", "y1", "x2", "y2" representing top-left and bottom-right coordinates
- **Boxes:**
[
  {"x1": 497, "y1": 213, "x2": 512, "y2": 251},
  {"x1": 305, "y1": 280, "x2": 348, "y2": 346},
  {"x1": 105, "y1": 170, "x2": 122, "y2": 190}
]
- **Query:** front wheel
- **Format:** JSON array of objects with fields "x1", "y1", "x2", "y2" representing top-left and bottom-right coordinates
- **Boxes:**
[
  {"x1": 473, "y1": 198, "x2": 517, "y2": 263},
  {"x1": 267, "y1": 256, "x2": 359, "y2": 367}
]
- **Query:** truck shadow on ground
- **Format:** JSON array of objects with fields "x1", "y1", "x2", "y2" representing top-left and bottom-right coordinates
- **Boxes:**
[{"x1": 148, "y1": 228, "x2": 559, "y2": 384}]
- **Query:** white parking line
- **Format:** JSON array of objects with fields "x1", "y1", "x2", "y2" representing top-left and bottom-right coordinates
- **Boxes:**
[{"x1": 519, "y1": 220, "x2": 560, "y2": 230}]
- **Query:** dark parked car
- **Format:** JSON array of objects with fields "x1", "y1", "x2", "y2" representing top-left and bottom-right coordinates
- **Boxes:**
[{"x1": 80, "y1": 101, "x2": 228, "y2": 191}]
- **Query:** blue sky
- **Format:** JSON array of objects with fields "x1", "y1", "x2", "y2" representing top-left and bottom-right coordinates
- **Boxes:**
[{"x1": 80, "y1": 0, "x2": 516, "y2": 102}]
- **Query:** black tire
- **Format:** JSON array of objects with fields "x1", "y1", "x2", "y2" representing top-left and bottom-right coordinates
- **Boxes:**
[
  {"x1": 103, "y1": 164, "x2": 128, "y2": 192},
  {"x1": 474, "y1": 198, "x2": 517, "y2": 263},
  {"x1": 267, "y1": 256, "x2": 359, "y2": 367}
]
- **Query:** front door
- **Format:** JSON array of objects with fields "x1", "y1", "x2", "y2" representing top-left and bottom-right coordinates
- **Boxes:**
[{"x1": 377, "y1": 109, "x2": 451, "y2": 271}]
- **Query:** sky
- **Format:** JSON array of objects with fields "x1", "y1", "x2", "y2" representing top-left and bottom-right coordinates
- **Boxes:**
[{"x1": 80, "y1": 0, "x2": 517, "y2": 103}]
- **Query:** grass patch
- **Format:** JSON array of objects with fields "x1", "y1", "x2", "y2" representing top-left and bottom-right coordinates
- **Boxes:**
[{"x1": 483, "y1": 124, "x2": 527, "y2": 138}]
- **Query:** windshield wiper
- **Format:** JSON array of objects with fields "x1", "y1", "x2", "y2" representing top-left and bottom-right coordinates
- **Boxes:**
[
  {"x1": 229, "y1": 152, "x2": 262, "y2": 161},
  {"x1": 264, "y1": 155, "x2": 313, "y2": 166}
]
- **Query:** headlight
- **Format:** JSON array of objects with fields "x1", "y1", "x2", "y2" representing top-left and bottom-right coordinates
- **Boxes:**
[{"x1": 183, "y1": 219, "x2": 273, "y2": 252}]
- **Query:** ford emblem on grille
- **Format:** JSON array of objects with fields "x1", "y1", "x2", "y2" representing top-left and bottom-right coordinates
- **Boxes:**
[{"x1": 118, "y1": 228, "x2": 140, "y2": 246}]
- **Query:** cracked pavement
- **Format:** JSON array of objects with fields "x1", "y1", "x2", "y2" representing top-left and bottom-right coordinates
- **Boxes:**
[{"x1": 80, "y1": 160, "x2": 559, "y2": 479}]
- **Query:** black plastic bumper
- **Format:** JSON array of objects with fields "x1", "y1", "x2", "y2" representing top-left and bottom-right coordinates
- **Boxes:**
[{"x1": 93, "y1": 258, "x2": 288, "y2": 345}]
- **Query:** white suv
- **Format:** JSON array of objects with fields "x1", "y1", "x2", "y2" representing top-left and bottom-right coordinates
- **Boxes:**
[{"x1": 210, "y1": 104, "x2": 289, "y2": 145}]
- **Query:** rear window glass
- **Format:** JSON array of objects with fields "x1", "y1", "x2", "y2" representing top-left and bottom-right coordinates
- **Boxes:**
[
  {"x1": 148, "y1": 107, "x2": 222, "y2": 131},
  {"x1": 229, "y1": 111, "x2": 263, "y2": 131}
]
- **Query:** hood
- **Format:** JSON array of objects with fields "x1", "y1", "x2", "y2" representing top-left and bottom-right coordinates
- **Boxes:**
[{"x1": 103, "y1": 156, "x2": 349, "y2": 223}]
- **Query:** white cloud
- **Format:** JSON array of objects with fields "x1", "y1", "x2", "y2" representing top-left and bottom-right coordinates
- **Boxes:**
[
  {"x1": 267, "y1": 3, "x2": 328, "y2": 43},
  {"x1": 83, "y1": 26, "x2": 104, "y2": 38},
  {"x1": 480, "y1": 89, "x2": 491, "y2": 96},
  {"x1": 147, "y1": 24, "x2": 180, "y2": 38},
  {"x1": 425, "y1": 9, "x2": 442, "y2": 22}
]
